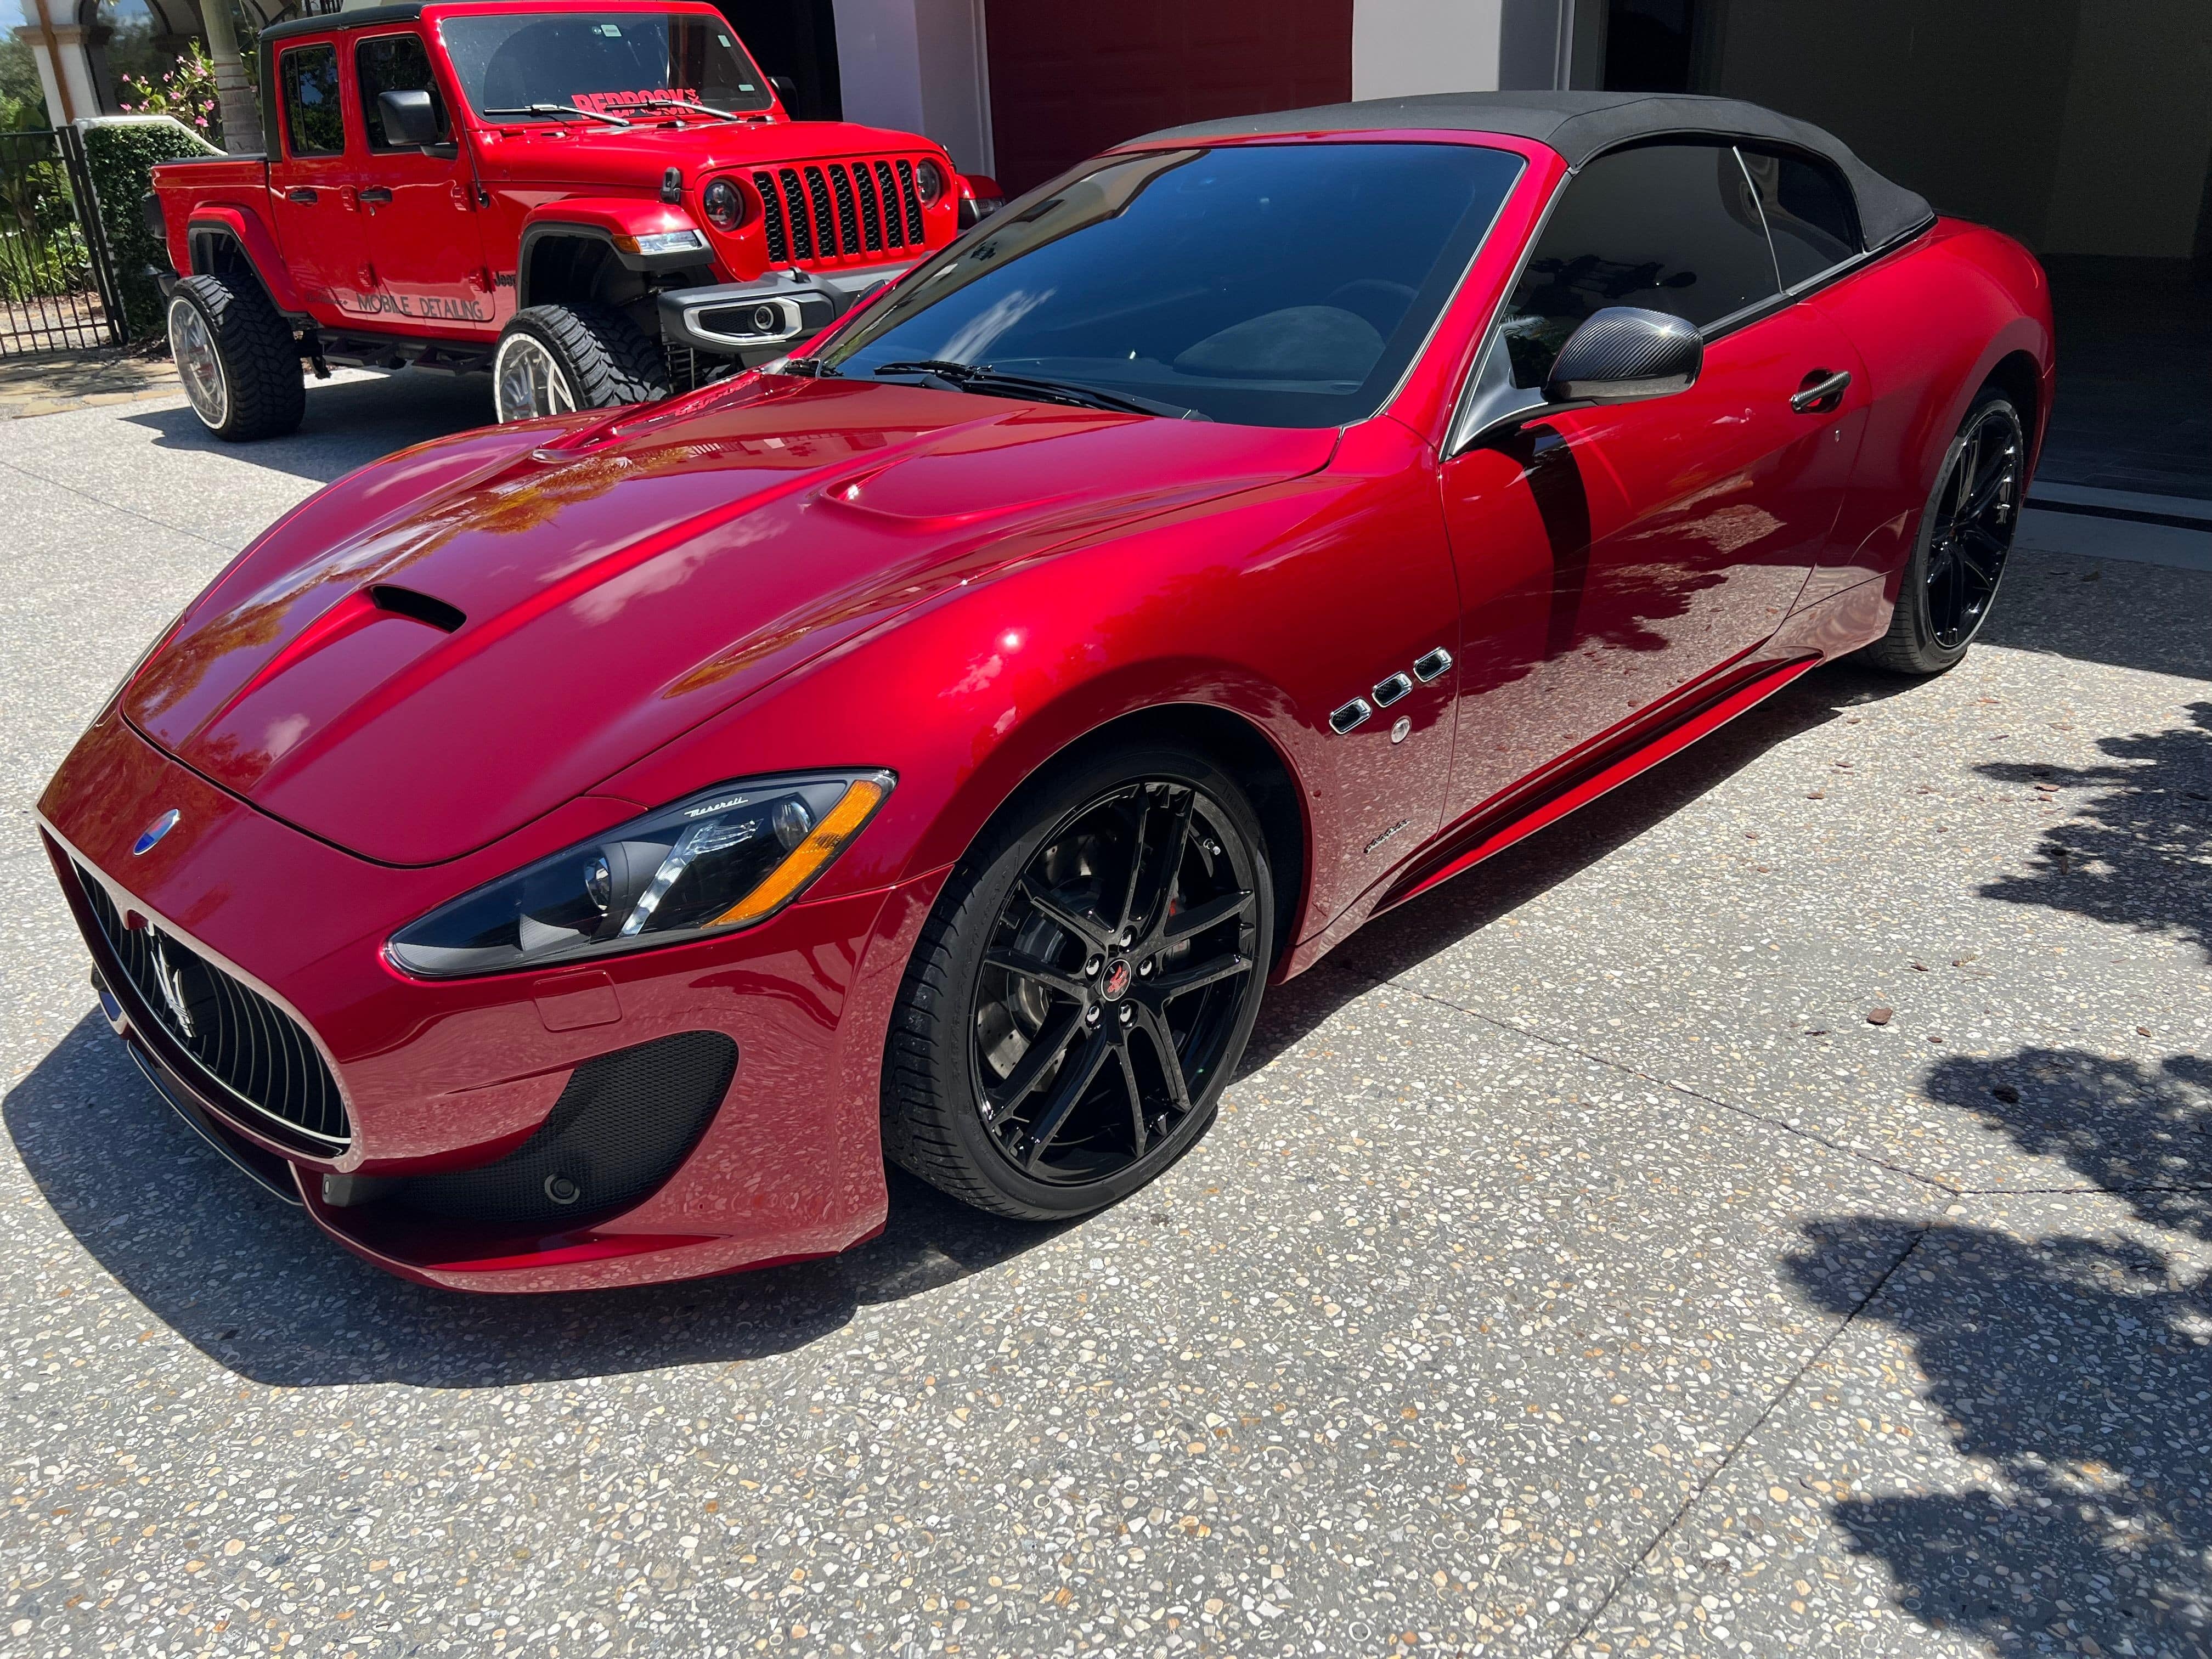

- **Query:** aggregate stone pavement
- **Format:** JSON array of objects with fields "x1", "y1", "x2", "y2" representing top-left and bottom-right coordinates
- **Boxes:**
[{"x1": 3, "y1": 379, "x2": 2208, "y2": 1658}]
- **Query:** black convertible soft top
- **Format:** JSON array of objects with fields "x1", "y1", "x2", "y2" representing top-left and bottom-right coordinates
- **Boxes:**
[{"x1": 1142, "y1": 91, "x2": 1935, "y2": 252}]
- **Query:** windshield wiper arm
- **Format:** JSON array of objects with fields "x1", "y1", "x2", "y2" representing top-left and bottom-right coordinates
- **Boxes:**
[
  {"x1": 623, "y1": 97, "x2": 748, "y2": 122},
  {"x1": 481, "y1": 103, "x2": 631, "y2": 128},
  {"x1": 870, "y1": 360, "x2": 1207, "y2": 420}
]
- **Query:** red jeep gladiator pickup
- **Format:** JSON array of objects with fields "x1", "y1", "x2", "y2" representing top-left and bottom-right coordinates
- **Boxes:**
[{"x1": 148, "y1": 0, "x2": 998, "y2": 439}]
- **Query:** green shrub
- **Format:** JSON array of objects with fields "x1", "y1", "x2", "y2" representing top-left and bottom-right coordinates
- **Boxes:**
[{"x1": 78, "y1": 115, "x2": 221, "y2": 339}]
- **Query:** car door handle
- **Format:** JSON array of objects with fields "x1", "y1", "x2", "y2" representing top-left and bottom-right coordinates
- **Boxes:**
[
  {"x1": 285, "y1": 187, "x2": 318, "y2": 204},
  {"x1": 1790, "y1": 369, "x2": 1851, "y2": 413},
  {"x1": 358, "y1": 188, "x2": 393, "y2": 207}
]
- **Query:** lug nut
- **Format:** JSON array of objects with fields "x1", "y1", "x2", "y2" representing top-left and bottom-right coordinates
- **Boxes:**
[
  {"x1": 1085, "y1": 1005, "x2": 1102, "y2": 1025},
  {"x1": 1119, "y1": 1005, "x2": 1133, "y2": 1025},
  {"x1": 1085, "y1": 956, "x2": 1102, "y2": 977},
  {"x1": 1138, "y1": 960, "x2": 1154, "y2": 977},
  {"x1": 1119, "y1": 929, "x2": 1135, "y2": 947}
]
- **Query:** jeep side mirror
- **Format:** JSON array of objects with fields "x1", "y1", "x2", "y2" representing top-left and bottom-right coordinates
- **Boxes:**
[
  {"x1": 769, "y1": 75, "x2": 798, "y2": 106},
  {"x1": 380, "y1": 89, "x2": 441, "y2": 149},
  {"x1": 1541, "y1": 306, "x2": 1702, "y2": 405}
]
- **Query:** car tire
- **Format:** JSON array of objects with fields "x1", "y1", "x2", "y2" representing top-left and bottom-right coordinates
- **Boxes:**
[
  {"x1": 492, "y1": 303, "x2": 670, "y2": 422},
  {"x1": 165, "y1": 273, "x2": 305, "y2": 442},
  {"x1": 1860, "y1": 385, "x2": 2027, "y2": 675},
  {"x1": 883, "y1": 744, "x2": 1274, "y2": 1221}
]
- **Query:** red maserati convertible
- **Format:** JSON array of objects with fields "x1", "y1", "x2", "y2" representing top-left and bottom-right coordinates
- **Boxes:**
[{"x1": 40, "y1": 92, "x2": 2051, "y2": 1290}]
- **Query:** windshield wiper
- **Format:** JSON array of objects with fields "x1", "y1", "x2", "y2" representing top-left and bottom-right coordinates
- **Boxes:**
[
  {"x1": 622, "y1": 97, "x2": 749, "y2": 123},
  {"x1": 481, "y1": 103, "x2": 631, "y2": 128},
  {"x1": 870, "y1": 360, "x2": 1208, "y2": 420}
]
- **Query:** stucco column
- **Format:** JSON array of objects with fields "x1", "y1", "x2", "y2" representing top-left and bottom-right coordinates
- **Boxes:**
[
  {"x1": 831, "y1": 0, "x2": 994, "y2": 177},
  {"x1": 197, "y1": 0, "x2": 262, "y2": 155},
  {"x1": 13, "y1": 0, "x2": 84, "y2": 125}
]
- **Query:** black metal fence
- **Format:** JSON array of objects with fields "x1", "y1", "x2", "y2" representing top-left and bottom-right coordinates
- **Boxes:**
[{"x1": 0, "y1": 127, "x2": 127, "y2": 358}]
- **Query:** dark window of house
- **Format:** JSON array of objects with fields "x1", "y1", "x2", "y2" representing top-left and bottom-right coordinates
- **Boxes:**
[
  {"x1": 280, "y1": 43, "x2": 346, "y2": 157},
  {"x1": 1739, "y1": 148, "x2": 1859, "y2": 287},
  {"x1": 1499, "y1": 141, "x2": 1781, "y2": 387},
  {"x1": 357, "y1": 33, "x2": 449, "y2": 150}
]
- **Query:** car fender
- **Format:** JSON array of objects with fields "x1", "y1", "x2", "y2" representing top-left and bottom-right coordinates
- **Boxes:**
[
  {"x1": 184, "y1": 205, "x2": 310, "y2": 315},
  {"x1": 517, "y1": 200, "x2": 708, "y2": 302},
  {"x1": 594, "y1": 458, "x2": 1459, "y2": 960}
]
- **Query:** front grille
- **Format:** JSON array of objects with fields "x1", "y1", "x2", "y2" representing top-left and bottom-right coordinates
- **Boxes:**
[
  {"x1": 396, "y1": 1032, "x2": 738, "y2": 1228},
  {"x1": 76, "y1": 864, "x2": 351, "y2": 1150},
  {"x1": 754, "y1": 159, "x2": 926, "y2": 267}
]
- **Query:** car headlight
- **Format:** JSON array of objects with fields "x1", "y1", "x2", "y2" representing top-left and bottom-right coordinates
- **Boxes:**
[
  {"x1": 388, "y1": 771, "x2": 893, "y2": 978},
  {"x1": 702, "y1": 177, "x2": 747, "y2": 230},
  {"x1": 912, "y1": 159, "x2": 947, "y2": 208}
]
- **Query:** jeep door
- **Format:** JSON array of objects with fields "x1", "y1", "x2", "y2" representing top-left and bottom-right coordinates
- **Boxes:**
[
  {"x1": 267, "y1": 37, "x2": 361, "y2": 320},
  {"x1": 343, "y1": 30, "x2": 495, "y2": 337}
]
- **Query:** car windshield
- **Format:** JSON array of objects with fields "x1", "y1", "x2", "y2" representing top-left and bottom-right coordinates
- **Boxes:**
[
  {"x1": 818, "y1": 142, "x2": 1523, "y2": 428},
  {"x1": 439, "y1": 10, "x2": 772, "y2": 120}
]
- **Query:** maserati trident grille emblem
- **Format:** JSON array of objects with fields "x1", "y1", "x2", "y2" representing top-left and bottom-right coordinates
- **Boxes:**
[
  {"x1": 149, "y1": 934, "x2": 195, "y2": 1039},
  {"x1": 132, "y1": 809, "x2": 180, "y2": 856}
]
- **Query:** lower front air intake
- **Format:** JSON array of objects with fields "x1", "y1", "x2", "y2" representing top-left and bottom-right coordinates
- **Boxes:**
[{"x1": 397, "y1": 1031, "x2": 738, "y2": 1229}]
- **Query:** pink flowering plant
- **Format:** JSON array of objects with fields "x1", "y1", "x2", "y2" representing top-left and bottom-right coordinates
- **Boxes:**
[{"x1": 118, "y1": 43, "x2": 224, "y2": 147}]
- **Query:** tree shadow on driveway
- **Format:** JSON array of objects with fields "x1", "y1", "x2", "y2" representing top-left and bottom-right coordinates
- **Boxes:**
[
  {"x1": 1784, "y1": 1215, "x2": 2212, "y2": 1656},
  {"x1": 1971, "y1": 698, "x2": 2212, "y2": 965}
]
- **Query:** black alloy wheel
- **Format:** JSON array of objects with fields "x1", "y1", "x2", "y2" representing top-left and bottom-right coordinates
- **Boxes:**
[
  {"x1": 883, "y1": 747, "x2": 1273, "y2": 1220},
  {"x1": 1864, "y1": 387, "x2": 2025, "y2": 674},
  {"x1": 1925, "y1": 400, "x2": 2023, "y2": 648}
]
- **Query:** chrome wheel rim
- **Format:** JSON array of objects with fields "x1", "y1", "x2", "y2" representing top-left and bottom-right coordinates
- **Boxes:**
[
  {"x1": 493, "y1": 333, "x2": 575, "y2": 422},
  {"x1": 167, "y1": 295, "x2": 227, "y2": 430},
  {"x1": 970, "y1": 780, "x2": 1260, "y2": 1187},
  {"x1": 1926, "y1": 405, "x2": 2022, "y2": 650}
]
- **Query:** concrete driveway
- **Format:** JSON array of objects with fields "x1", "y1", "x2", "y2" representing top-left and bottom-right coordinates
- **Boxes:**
[{"x1": 3, "y1": 371, "x2": 2208, "y2": 1659}]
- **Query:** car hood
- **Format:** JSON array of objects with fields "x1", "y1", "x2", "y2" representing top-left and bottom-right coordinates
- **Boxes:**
[{"x1": 122, "y1": 377, "x2": 1333, "y2": 865}]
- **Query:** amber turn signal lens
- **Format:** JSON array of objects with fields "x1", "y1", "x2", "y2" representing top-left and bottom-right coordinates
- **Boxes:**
[{"x1": 713, "y1": 777, "x2": 888, "y2": 926}]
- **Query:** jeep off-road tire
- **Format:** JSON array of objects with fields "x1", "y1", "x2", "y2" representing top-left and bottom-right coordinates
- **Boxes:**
[
  {"x1": 882, "y1": 743, "x2": 1273, "y2": 1221},
  {"x1": 166, "y1": 273, "x2": 306, "y2": 442},
  {"x1": 492, "y1": 303, "x2": 670, "y2": 422},
  {"x1": 1860, "y1": 385, "x2": 2026, "y2": 675}
]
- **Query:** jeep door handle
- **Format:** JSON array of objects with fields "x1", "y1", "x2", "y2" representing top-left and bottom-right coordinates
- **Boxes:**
[
  {"x1": 1790, "y1": 369, "x2": 1851, "y2": 413},
  {"x1": 358, "y1": 188, "x2": 393, "y2": 207},
  {"x1": 285, "y1": 187, "x2": 318, "y2": 204}
]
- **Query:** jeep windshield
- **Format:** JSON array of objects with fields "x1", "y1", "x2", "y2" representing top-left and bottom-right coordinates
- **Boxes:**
[
  {"x1": 439, "y1": 11, "x2": 774, "y2": 121},
  {"x1": 815, "y1": 142, "x2": 1525, "y2": 429}
]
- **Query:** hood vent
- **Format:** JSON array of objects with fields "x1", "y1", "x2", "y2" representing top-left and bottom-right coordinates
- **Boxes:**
[{"x1": 367, "y1": 584, "x2": 465, "y2": 633}]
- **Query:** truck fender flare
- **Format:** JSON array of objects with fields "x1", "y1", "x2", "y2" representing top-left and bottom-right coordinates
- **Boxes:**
[
  {"x1": 184, "y1": 207, "x2": 310, "y2": 317},
  {"x1": 517, "y1": 200, "x2": 707, "y2": 307}
]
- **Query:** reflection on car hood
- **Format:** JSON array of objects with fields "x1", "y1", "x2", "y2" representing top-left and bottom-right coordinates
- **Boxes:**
[{"x1": 122, "y1": 376, "x2": 1333, "y2": 865}]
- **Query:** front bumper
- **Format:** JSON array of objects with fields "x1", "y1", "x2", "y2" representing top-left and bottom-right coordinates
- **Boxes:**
[{"x1": 38, "y1": 709, "x2": 944, "y2": 1292}]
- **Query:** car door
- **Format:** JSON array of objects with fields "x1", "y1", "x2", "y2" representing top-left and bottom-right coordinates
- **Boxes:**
[
  {"x1": 345, "y1": 30, "x2": 495, "y2": 335},
  {"x1": 1436, "y1": 139, "x2": 1867, "y2": 822},
  {"x1": 266, "y1": 37, "x2": 359, "y2": 320}
]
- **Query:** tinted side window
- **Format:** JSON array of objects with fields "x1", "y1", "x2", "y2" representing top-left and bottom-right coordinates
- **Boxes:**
[
  {"x1": 280, "y1": 43, "x2": 346, "y2": 157},
  {"x1": 1740, "y1": 149, "x2": 1859, "y2": 287},
  {"x1": 1500, "y1": 142, "x2": 1780, "y2": 387},
  {"x1": 357, "y1": 33, "x2": 449, "y2": 150}
]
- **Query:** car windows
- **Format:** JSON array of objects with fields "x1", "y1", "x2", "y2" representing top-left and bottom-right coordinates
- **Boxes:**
[
  {"x1": 280, "y1": 43, "x2": 346, "y2": 159},
  {"x1": 357, "y1": 33, "x2": 449, "y2": 150},
  {"x1": 819, "y1": 142, "x2": 1525, "y2": 430},
  {"x1": 1499, "y1": 141, "x2": 1781, "y2": 388},
  {"x1": 1739, "y1": 148, "x2": 1859, "y2": 288}
]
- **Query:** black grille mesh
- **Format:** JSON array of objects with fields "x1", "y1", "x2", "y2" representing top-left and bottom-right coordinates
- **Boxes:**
[
  {"x1": 752, "y1": 160, "x2": 925, "y2": 267},
  {"x1": 77, "y1": 865, "x2": 350, "y2": 1148},
  {"x1": 397, "y1": 1031, "x2": 738, "y2": 1229}
]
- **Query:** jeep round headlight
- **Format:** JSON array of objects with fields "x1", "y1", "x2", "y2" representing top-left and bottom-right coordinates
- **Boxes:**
[
  {"x1": 388, "y1": 771, "x2": 892, "y2": 978},
  {"x1": 702, "y1": 177, "x2": 746, "y2": 230},
  {"x1": 912, "y1": 159, "x2": 947, "y2": 208}
]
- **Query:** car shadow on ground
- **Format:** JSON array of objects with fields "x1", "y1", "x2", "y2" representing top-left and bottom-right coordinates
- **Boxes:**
[
  {"x1": 125, "y1": 368, "x2": 496, "y2": 484},
  {"x1": 5, "y1": 657, "x2": 1897, "y2": 1389}
]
